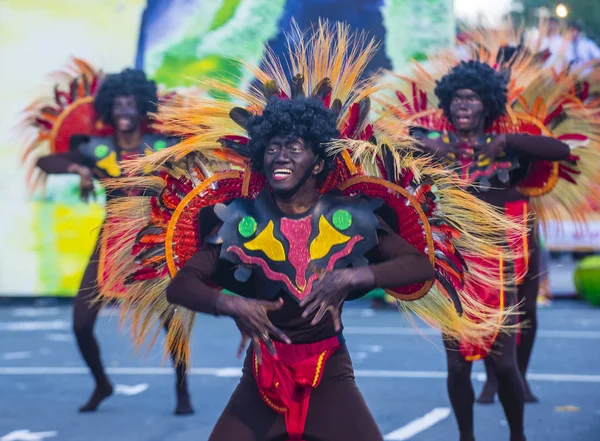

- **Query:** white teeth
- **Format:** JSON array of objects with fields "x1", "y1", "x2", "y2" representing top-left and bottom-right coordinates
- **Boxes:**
[{"x1": 274, "y1": 168, "x2": 292, "y2": 175}]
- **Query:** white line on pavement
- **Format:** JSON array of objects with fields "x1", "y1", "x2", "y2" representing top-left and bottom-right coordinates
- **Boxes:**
[
  {"x1": 358, "y1": 344, "x2": 383, "y2": 353},
  {"x1": 343, "y1": 327, "x2": 600, "y2": 339},
  {"x1": 45, "y1": 333, "x2": 72, "y2": 342},
  {"x1": 0, "y1": 367, "x2": 599, "y2": 383},
  {"x1": 115, "y1": 383, "x2": 149, "y2": 396},
  {"x1": 214, "y1": 368, "x2": 243, "y2": 377},
  {"x1": 0, "y1": 430, "x2": 58, "y2": 441},
  {"x1": 0, "y1": 321, "x2": 69, "y2": 331},
  {"x1": 2, "y1": 352, "x2": 32, "y2": 360},
  {"x1": 383, "y1": 407, "x2": 451, "y2": 440},
  {"x1": 1, "y1": 323, "x2": 599, "y2": 339},
  {"x1": 11, "y1": 308, "x2": 61, "y2": 318}
]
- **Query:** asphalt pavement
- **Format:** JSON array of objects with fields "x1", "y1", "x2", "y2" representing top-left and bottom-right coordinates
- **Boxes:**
[{"x1": 0, "y1": 299, "x2": 599, "y2": 441}]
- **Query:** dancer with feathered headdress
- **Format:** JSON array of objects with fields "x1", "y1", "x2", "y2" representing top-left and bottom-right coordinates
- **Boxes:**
[
  {"x1": 20, "y1": 61, "x2": 194, "y2": 414},
  {"x1": 382, "y1": 20, "x2": 600, "y2": 441},
  {"x1": 97, "y1": 21, "x2": 525, "y2": 440}
]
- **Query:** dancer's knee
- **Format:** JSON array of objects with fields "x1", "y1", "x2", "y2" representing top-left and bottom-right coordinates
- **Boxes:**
[
  {"x1": 72, "y1": 303, "x2": 95, "y2": 335},
  {"x1": 73, "y1": 317, "x2": 93, "y2": 336},
  {"x1": 491, "y1": 357, "x2": 519, "y2": 379},
  {"x1": 447, "y1": 360, "x2": 471, "y2": 383}
]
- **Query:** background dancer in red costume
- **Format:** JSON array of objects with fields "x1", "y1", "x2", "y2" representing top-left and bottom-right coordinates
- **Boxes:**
[
  {"x1": 447, "y1": 25, "x2": 600, "y2": 404},
  {"x1": 388, "y1": 53, "x2": 600, "y2": 440}
]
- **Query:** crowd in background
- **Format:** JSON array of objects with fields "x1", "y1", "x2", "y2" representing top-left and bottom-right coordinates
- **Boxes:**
[{"x1": 538, "y1": 17, "x2": 600, "y2": 73}]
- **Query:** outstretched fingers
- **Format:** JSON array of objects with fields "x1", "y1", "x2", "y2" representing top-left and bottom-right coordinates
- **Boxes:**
[
  {"x1": 266, "y1": 321, "x2": 292, "y2": 344},
  {"x1": 331, "y1": 306, "x2": 342, "y2": 332},
  {"x1": 237, "y1": 334, "x2": 249, "y2": 359},
  {"x1": 300, "y1": 284, "x2": 326, "y2": 318},
  {"x1": 260, "y1": 297, "x2": 284, "y2": 311},
  {"x1": 310, "y1": 301, "x2": 329, "y2": 325}
]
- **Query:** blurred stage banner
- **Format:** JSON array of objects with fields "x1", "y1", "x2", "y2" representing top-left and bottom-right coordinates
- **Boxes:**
[
  {"x1": 0, "y1": 0, "x2": 454, "y2": 296},
  {"x1": 543, "y1": 221, "x2": 600, "y2": 252}
]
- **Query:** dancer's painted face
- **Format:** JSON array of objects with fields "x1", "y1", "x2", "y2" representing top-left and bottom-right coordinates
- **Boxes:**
[
  {"x1": 449, "y1": 88, "x2": 486, "y2": 134},
  {"x1": 112, "y1": 95, "x2": 141, "y2": 133},
  {"x1": 263, "y1": 136, "x2": 324, "y2": 195}
]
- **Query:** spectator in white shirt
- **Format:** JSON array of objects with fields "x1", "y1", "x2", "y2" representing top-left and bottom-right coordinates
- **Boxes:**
[
  {"x1": 540, "y1": 17, "x2": 573, "y2": 71},
  {"x1": 567, "y1": 21, "x2": 600, "y2": 74}
]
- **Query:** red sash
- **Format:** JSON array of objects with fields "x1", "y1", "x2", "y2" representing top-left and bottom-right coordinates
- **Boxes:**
[{"x1": 252, "y1": 336, "x2": 341, "y2": 441}]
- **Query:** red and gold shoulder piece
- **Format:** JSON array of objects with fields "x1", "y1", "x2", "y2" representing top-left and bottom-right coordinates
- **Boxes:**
[
  {"x1": 20, "y1": 58, "x2": 108, "y2": 158},
  {"x1": 494, "y1": 73, "x2": 600, "y2": 224},
  {"x1": 107, "y1": 161, "x2": 266, "y2": 290},
  {"x1": 18, "y1": 58, "x2": 109, "y2": 194}
]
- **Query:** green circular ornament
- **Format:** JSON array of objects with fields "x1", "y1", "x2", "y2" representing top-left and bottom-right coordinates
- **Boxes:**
[
  {"x1": 153, "y1": 139, "x2": 167, "y2": 151},
  {"x1": 427, "y1": 132, "x2": 441, "y2": 139},
  {"x1": 332, "y1": 210, "x2": 352, "y2": 231},
  {"x1": 238, "y1": 216, "x2": 257, "y2": 238},
  {"x1": 95, "y1": 144, "x2": 109, "y2": 158}
]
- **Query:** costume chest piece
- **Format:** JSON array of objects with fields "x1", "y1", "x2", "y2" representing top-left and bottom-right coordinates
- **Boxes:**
[
  {"x1": 440, "y1": 132, "x2": 520, "y2": 190},
  {"x1": 213, "y1": 190, "x2": 382, "y2": 302},
  {"x1": 75, "y1": 134, "x2": 178, "y2": 178}
]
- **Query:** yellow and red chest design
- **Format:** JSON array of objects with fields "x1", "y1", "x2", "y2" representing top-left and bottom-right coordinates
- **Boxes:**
[
  {"x1": 442, "y1": 133, "x2": 518, "y2": 188},
  {"x1": 215, "y1": 190, "x2": 381, "y2": 301}
]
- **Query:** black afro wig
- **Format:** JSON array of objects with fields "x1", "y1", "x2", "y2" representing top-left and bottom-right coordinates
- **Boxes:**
[
  {"x1": 434, "y1": 60, "x2": 509, "y2": 128},
  {"x1": 245, "y1": 96, "x2": 340, "y2": 173},
  {"x1": 94, "y1": 68, "x2": 158, "y2": 125}
]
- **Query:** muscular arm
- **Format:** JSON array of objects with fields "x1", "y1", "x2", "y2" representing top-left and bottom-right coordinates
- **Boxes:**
[
  {"x1": 165, "y1": 243, "x2": 225, "y2": 316},
  {"x1": 370, "y1": 227, "x2": 435, "y2": 287},
  {"x1": 503, "y1": 134, "x2": 570, "y2": 161},
  {"x1": 167, "y1": 225, "x2": 291, "y2": 353},
  {"x1": 346, "y1": 223, "x2": 435, "y2": 300},
  {"x1": 410, "y1": 128, "x2": 455, "y2": 161},
  {"x1": 36, "y1": 151, "x2": 88, "y2": 174}
]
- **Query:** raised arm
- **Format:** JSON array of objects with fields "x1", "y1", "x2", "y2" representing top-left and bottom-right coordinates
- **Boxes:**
[
  {"x1": 364, "y1": 224, "x2": 435, "y2": 290},
  {"x1": 411, "y1": 128, "x2": 458, "y2": 161},
  {"x1": 500, "y1": 134, "x2": 571, "y2": 161},
  {"x1": 37, "y1": 149, "x2": 95, "y2": 201},
  {"x1": 36, "y1": 150, "x2": 88, "y2": 174},
  {"x1": 165, "y1": 242, "x2": 224, "y2": 315}
]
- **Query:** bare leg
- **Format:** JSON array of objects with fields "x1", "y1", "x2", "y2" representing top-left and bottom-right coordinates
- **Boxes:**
[
  {"x1": 73, "y1": 244, "x2": 113, "y2": 412},
  {"x1": 444, "y1": 339, "x2": 475, "y2": 441}
]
